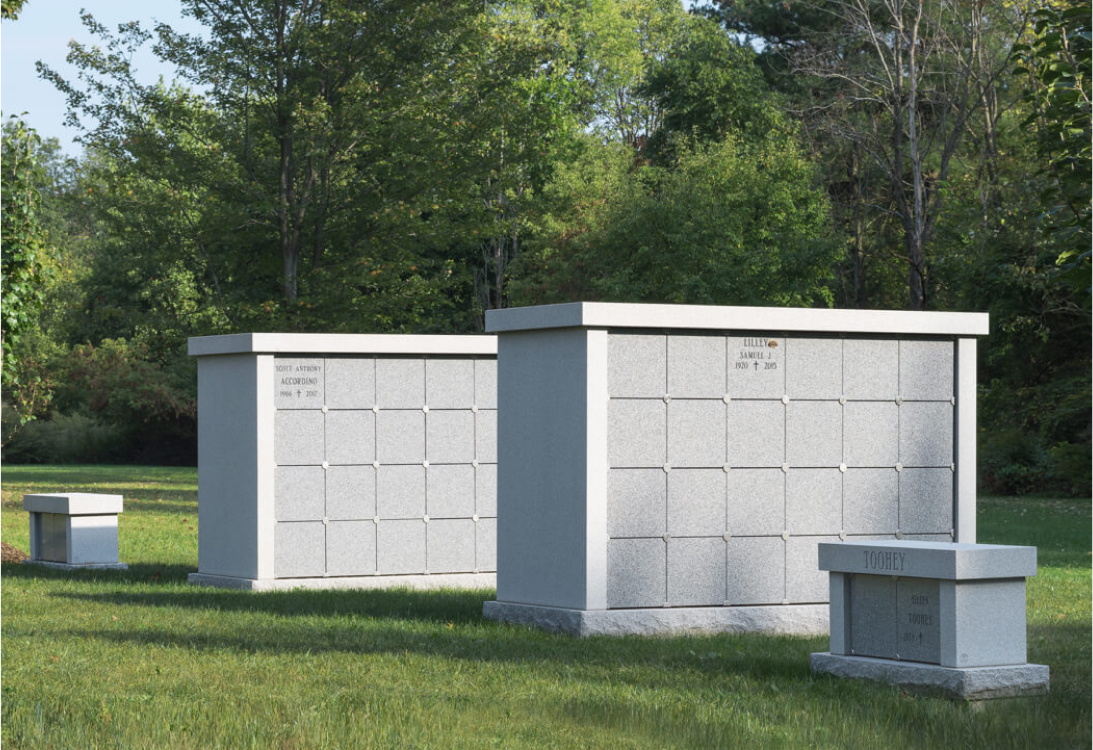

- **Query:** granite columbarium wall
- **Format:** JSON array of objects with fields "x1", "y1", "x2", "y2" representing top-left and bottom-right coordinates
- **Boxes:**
[
  {"x1": 187, "y1": 333, "x2": 497, "y2": 590},
  {"x1": 482, "y1": 302, "x2": 988, "y2": 636}
]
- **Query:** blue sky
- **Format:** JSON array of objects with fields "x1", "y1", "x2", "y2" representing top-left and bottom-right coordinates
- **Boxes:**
[{"x1": 1, "y1": 0, "x2": 200, "y2": 154}]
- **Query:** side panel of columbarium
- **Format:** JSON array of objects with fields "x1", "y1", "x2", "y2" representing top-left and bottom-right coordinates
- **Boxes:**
[
  {"x1": 484, "y1": 303, "x2": 987, "y2": 636},
  {"x1": 188, "y1": 333, "x2": 497, "y2": 591}
]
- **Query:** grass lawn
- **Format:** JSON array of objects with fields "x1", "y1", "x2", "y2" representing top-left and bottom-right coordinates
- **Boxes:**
[{"x1": 2, "y1": 465, "x2": 1089, "y2": 750}]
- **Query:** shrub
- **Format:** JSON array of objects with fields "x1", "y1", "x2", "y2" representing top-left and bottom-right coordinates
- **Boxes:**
[{"x1": 1, "y1": 413, "x2": 124, "y2": 464}]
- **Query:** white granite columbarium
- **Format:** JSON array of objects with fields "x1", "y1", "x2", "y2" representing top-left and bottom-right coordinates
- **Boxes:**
[
  {"x1": 187, "y1": 333, "x2": 497, "y2": 590},
  {"x1": 482, "y1": 302, "x2": 988, "y2": 636},
  {"x1": 810, "y1": 540, "x2": 1049, "y2": 699},
  {"x1": 24, "y1": 493, "x2": 128, "y2": 570}
]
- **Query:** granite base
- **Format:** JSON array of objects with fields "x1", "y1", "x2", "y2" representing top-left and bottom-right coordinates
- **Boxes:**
[
  {"x1": 24, "y1": 560, "x2": 128, "y2": 571},
  {"x1": 810, "y1": 652, "x2": 1050, "y2": 700},
  {"x1": 483, "y1": 600, "x2": 829, "y2": 637},
  {"x1": 188, "y1": 571, "x2": 497, "y2": 591}
]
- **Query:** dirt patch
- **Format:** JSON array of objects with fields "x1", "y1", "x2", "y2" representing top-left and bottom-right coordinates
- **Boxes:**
[{"x1": 1, "y1": 542, "x2": 29, "y2": 565}]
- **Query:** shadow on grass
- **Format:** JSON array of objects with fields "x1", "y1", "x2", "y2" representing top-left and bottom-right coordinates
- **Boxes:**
[
  {"x1": 54, "y1": 584, "x2": 1090, "y2": 681},
  {"x1": 58, "y1": 585, "x2": 509, "y2": 626},
  {"x1": 53, "y1": 585, "x2": 829, "y2": 678},
  {"x1": 61, "y1": 618, "x2": 816, "y2": 688},
  {"x1": 3, "y1": 561, "x2": 197, "y2": 584}
]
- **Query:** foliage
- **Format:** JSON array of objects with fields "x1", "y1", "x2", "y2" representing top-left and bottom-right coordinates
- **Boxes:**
[
  {"x1": 1, "y1": 118, "x2": 55, "y2": 437},
  {"x1": 0, "y1": 327, "x2": 62, "y2": 448},
  {"x1": 707, "y1": 0, "x2": 1033, "y2": 311},
  {"x1": 1012, "y1": 0, "x2": 1092, "y2": 290},
  {"x1": 39, "y1": 1, "x2": 563, "y2": 332},
  {"x1": 0, "y1": 414, "x2": 125, "y2": 464},
  {"x1": 6, "y1": 0, "x2": 1088, "y2": 489},
  {"x1": 55, "y1": 339, "x2": 196, "y2": 465},
  {"x1": 0, "y1": 0, "x2": 26, "y2": 21},
  {"x1": 640, "y1": 16, "x2": 788, "y2": 156},
  {"x1": 513, "y1": 133, "x2": 835, "y2": 307},
  {"x1": 3, "y1": 337, "x2": 199, "y2": 465},
  {"x1": 571, "y1": 0, "x2": 691, "y2": 145},
  {"x1": 59, "y1": 339, "x2": 194, "y2": 425},
  {"x1": 930, "y1": 107, "x2": 1091, "y2": 498}
]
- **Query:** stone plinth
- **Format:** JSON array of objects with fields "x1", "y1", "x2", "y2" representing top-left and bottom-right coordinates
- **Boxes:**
[
  {"x1": 24, "y1": 493, "x2": 128, "y2": 570},
  {"x1": 187, "y1": 333, "x2": 498, "y2": 590},
  {"x1": 482, "y1": 302, "x2": 987, "y2": 636},
  {"x1": 811, "y1": 540, "x2": 1049, "y2": 699}
]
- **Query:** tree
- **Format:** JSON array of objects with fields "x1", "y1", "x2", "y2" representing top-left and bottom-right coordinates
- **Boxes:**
[
  {"x1": 455, "y1": 1, "x2": 586, "y2": 314},
  {"x1": 787, "y1": 0, "x2": 1031, "y2": 309},
  {"x1": 1013, "y1": 0, "x2": 1092, "y2": 291},
  {"x1": 513, "y1": 133, "x2": 836, "y2": 308},
  {"x1": 41, "y1": 1, "x2": 549, "y2": 331},
  {"x1": 573, "y1": 0, "x2": 690, "y2": 146},
  {"x1": 511, "y1": 5, "x2": 837, "y2": 309},
  {"x1": 709, "y1": 0, "x2": 1032, "y2": 310},
  {"x1": 0, "y1": 0, "x2": 27, "y2": 20},
  {"x1": 640, "y1": 16, "x2": 791, "y2": 156},
  {"x1": 1, "y1": 118, "x2": 55, "y2": 439}
]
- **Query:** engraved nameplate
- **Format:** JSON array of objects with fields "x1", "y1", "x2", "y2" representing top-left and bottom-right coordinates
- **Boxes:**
[
  {"x1": 274, "y1": 358, "x2": 324, "y2": 409},
  {"x1": 849, "y1": 574, "x2": 941, "y2": 664}
]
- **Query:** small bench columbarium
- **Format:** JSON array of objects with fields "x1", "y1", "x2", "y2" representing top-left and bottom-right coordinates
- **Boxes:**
[
  {"x1": 482, "y1": 302, "x2": 987, "y2": 636},
  {"x1": 810, "y1": 540, "x2": 1049, "y2": 699},
  {"x1": 24, "y1": 493, "x2": 128, "y2": 570},
  {"x1": 187, "y1": 333, "x2": 498, "y2": 590}
]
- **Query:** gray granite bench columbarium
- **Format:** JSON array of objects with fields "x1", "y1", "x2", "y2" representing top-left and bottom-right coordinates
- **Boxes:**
[
  {"x1": 24, "y1": 493, "x2": 128, "y2": 570},
  {"x1": 810, "y1": 540, "x2": 1049, "y2": 699},
  {"x1": 481, "y1": 301, "x2": 988, "y2": 636},
  {"x1": 187, "y1": 333, "x2": 497, "y2": 591}
]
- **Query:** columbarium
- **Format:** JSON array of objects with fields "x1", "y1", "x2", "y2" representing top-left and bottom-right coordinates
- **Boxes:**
[
  {"x1": 187, "y1": 333, "x2": 497, "y2": 590},
  {"x1": 482, "y1": 302, "x2": 988, "y2": 636}
]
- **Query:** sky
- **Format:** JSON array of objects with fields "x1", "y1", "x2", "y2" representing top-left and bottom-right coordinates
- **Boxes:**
[{"x1": 1, "y1": 0, "x2": 202, "y2": 155}]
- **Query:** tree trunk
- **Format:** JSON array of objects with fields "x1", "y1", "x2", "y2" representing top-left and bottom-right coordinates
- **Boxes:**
[{"x1": 907, "y1": 232, "x2": 925, "y2": 310}]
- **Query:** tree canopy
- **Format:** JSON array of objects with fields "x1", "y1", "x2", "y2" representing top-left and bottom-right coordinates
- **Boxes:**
[{"x1": 1, "y1": 0, "x2": 1088, "y2": 493}]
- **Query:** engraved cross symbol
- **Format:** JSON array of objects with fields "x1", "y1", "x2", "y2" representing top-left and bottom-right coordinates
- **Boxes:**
[
  {"x1": 296, "y1": 390, "x2": 302, "y2": 398},
  {"x1": 753, "y1": 362, "x2": 760, "y2": 371}
]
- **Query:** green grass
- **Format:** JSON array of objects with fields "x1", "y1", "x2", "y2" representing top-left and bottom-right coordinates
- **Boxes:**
[{"x1": 2, "y1": 465, "x2": 1089, "y2": 750}]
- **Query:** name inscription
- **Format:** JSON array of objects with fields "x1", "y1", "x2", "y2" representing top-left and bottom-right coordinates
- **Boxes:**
[
  {"x1": 896, "y1": 580, "x2": 941, "y2": 662},
  {"x1": 862, "y1": 550, "x2": 905, "y2": 572}
]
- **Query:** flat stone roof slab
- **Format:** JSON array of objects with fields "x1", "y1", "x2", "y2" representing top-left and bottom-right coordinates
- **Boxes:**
[
  {"x1": 818, "y1": 540, "x2": 1037, "y2": 580},
  {"x1": 487, "y1": 302, "x2": 989, "y2": 336},
  {"x1": 189, "y1": 333, "x2": 497, "y2": 357},
  {"x1": 23, "y1": 493, "x2": 124, "y2": 515}
]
